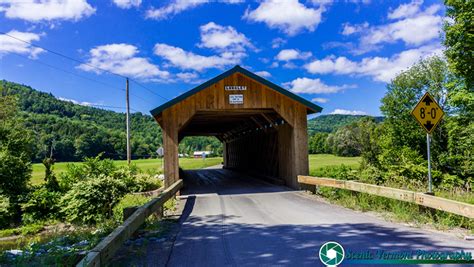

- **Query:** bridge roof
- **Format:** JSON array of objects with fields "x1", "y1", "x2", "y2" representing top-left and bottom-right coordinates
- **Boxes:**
[{"x1": 150, "y1": 65, "x2": 323, "y2": 117}]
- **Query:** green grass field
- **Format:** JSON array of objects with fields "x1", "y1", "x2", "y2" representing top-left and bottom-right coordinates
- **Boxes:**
[
  {"x1": 308, "y1": 154, "x2": 360, "y2": 171},
  {"x1": 31, "y1": 154, "x2": 360, "y2": 185},
  {"x1": 31, "y1": 157, "x2": 223, "y2": 185}
]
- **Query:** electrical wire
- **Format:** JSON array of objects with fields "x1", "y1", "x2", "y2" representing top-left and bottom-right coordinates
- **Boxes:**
[{"x1": 1, "y1": 31, "x2": 170, "y2": 102}]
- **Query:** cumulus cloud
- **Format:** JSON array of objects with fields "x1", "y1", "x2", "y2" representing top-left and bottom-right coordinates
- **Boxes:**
[
  {"x1": 154, "y1": 43, "x2": 244, "y2": 71},
  {"x1": 0, "y1": 30, "x2": 44, "y2": 58},
  {"x1": 112, "y1": 0, "x2": 141, "y2": 9},
  {"x1": 340, "y1": 1, "x2": 443, "y2": 54},
  {"x1": 330, "y1": 109, "x2": 367, "y2": 115},
  {"x1": 243, "y1": 0, "x2": 326, "y2": 36},
  {"x1": 58, "y1": 97, "x2": 101, "y2": 107},
  {"x1": 0, "y1": 0, "x2": 95, "y2": 22},
  {"x1": 305, "y1": 44, "x2": 443, "y2": 82},
  {"x1": 311, "y1": 97, "x2": 328, "y2": 103},
  {"x1": 341, "y1": 22, "x2": 369, "y2": 35},
  {"x1": 198, "y1": 22, "x2": 253, "y2": 52},
  {"x1": 388, "y1": 0, "x2": 422, "y2": 19},
  {"x1": 255, "y1": 71, "x2": 271, "y2": 78},
  {"x1": 275, "y1": 49, "x2": 312, "y2": 61},
  {"x1": 146, "y1": 0, "x2": 242, "y2": 20},
  {"x1": 283, "y1": 77, "x2": 356, "y2": 94},
  {"x1": 271, "y1": 37, "x2": 286, "y2": 49},
  {"x1": 78, "y1": 43, "x2": 169, "y2": 79}
]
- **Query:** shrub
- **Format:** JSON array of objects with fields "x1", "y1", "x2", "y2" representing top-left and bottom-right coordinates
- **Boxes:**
[
  {"x1": 0, "y1": 195, "x2": 11, "y2": 228},
  {"x1": 310, "y1": 164, "x2": 358, "y2": 180},
  {"x1": 58, "y1": 155, "x2": 117, "y2": 191},
  {"x1": 21, "y1": 186, "x2": 61, "y2": 224},
  {"x1": 60, "y1": 176, "x2": 127, "y2": 224},
  {"x1": 113, "y1": 194, "x2": 152, "y2": 222}
]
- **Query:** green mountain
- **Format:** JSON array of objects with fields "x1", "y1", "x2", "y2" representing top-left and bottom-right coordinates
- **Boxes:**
[
  {"x1": 307, "y1": 114, "x2": 383, "y2": 135},
  {"x1": 1, "y1": 80, "x2": 219, "y2": 162}
]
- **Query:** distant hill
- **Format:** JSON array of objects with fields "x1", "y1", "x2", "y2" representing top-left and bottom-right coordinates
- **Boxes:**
[
  {"x1": 307, "y1": 114, "x2": 384, "y2": 135},
  {"x1": 0, "y1": 80, "x2": 219, "y2": 162}
]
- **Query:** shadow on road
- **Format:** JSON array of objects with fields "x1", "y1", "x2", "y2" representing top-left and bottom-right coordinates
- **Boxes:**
[
  {"x1": 181, "y1": 168, "x2": 291, "y2": 196},
  {"x1": 171, "y1": 218, "x2": 470, "y2": 266}
]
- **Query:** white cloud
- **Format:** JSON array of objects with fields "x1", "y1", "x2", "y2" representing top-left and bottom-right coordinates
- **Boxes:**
[
  {"x1": 255, "y1": 71, "x2": 271, "y2": 78},
  {"x1": 113, "y1": 0, "x2": 141, "y2": 9},
  {"x1": 243, "y1": 0, "x2": 326, "y2": 36},
  {"x1": 330, "y1": 109, "x2": 367, "y2": 115},
  {"x1": 78, "y1": 43, "x2": 169, "y2": 79},
  {"x1": 341, "y1": 2, "x2": 443, "y2": 54},
  {"x1": 271, "y1": 37, "x2": 286, "y2": 49},
  {"x1": 362, "y1": 4, "x2": 442, "y2": 47},
  {"x1": 0, "y1": 0, "x2": 95, "y2": 22},
  {"x1": 341, "y1": 22, "x2": 369, "y2": 35},
  {"x1": 388, "y1": 0, "x2": 422, "y2": 20},
  {"x1": 154, "y1": 43, "x2": 243, "y2": 71},
  {"x1": 305, "y1": 44, "x2": 442, "y2": 82},
  {"x1": 0, "y1": 30, "x2": 44, "y2": 58},
  {"x1": 58, "y1": 97, "x2": 101, "y2": 107},
  {"x1": 146, "y1": 0, "x2": 206, "y2": 20},
  {"x1": 176, "y1": 72, "x2": 204, "y2": 84},
  {"x1": 311, "y1": 97, "x2": 328, "y2": 103},
  {"x1": 146, "y1": 0, "x2": 241, "y2": 20},
  {"x1": 275, "y1": 49, "x2": 312, "y2": 61},
  {"x1": 198, "y1": 22, "x2": 253, "y2": 52},
  {"x1": 284, "y1": 77, "x2": 356, "y2": 94}
]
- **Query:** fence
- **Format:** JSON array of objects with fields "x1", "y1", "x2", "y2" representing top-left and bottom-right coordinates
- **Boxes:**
[{"x1": 298, "y1": 176, "x2": 474, "y2": 219}]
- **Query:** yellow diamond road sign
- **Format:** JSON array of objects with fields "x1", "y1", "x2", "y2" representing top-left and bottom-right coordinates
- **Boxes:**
[{"x1": 411, "y1": 92, "x2": 444, "y2": 134}]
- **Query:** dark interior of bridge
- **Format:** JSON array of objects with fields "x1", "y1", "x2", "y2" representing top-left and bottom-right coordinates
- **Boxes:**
[{"x1": 178, "y1": 109, "x2": 289, "y2": 183}]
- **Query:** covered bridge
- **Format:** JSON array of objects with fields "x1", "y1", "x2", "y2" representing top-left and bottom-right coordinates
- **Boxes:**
[{"x1": 150, "y1": 66, "x2": 322, "y2": 189}]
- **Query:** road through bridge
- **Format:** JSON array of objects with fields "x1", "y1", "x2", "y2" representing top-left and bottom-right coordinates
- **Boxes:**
[{"x1": 161, "y1": 167, "x2": 472, "y2": 266}]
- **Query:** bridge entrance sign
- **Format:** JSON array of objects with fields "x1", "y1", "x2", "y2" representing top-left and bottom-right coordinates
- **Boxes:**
[
  {"x1": 411, "y1": 92, "x2": 444, "y2": 134},
  {"x1": 411, "y1": 92, "x2": 444, "y2": 194}
]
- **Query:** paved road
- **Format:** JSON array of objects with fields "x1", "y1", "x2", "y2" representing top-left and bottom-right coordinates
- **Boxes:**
[{"x1": 167, "y1": 168, "x2": 473, "y2": 266}]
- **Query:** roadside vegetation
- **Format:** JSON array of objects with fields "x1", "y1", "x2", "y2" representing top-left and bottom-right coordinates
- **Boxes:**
[{"x1": 307, "y1": 0, "x2": 473, "y2": 232}]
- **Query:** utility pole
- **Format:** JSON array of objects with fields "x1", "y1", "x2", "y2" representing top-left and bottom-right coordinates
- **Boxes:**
[
  {"x1": 427, "y1": 133, "x2": 432, "y2": 194},
  {"x1": 126, "y1": 78, "x2": 131, "y2": 165}
]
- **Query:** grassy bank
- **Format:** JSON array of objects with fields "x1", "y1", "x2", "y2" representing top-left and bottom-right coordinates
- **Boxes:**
[
  {"x1": 32, "y1": 154, "x2": 358, "y2": 185},
  {"x1": 31, "y1": 157, "x2": 223, "y2": 185}
]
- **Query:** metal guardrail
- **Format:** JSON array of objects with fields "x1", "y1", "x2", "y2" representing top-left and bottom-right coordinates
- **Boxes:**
[
  {"x1": 76, "y1": 179, "x2": 183, "y2": 267},
  {"x1": 298, "y1": 176, "x2": 474, "y2": 219}
]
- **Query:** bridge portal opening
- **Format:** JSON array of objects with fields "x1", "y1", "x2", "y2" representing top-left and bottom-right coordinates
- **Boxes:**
[{"x1": 151, "y1": 66, "x2": 322, "y2": 189}]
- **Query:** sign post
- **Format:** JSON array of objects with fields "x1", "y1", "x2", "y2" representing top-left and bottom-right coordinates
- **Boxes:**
[{"x1": 411, "y1": 92, "x2": 444, "y2": 194}]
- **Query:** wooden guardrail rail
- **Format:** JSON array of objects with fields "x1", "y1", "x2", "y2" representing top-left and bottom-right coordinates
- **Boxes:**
[
  {"x1": 77, "y1": 179, "x2": 183, "y2": 267},
  {"x1": 298, "y1": 176, "x2": 474, "y2": 219}
]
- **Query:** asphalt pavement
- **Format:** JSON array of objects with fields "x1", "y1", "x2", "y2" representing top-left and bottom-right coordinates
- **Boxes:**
[{"x1": 166, "y1": 167, "x2": 473, "y2": 267}]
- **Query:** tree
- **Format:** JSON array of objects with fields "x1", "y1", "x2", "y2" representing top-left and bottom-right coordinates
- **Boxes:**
[
  {"x1": 444, "y1": 0, "x2": 474, "y2": 88},
  {"x1": 379, "y1": 56, "x2": 472, "y2": 188},
  {"x1": 308, "y1": 132, "x2": 330, "y2": 154},
  {"x1": 0, "y1": 87, "x2": 33, "y2": 201}
]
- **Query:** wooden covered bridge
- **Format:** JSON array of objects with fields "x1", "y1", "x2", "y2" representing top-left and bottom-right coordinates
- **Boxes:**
[{"x1": 150, "y1": 66, "x2": 322, "y2": 189}]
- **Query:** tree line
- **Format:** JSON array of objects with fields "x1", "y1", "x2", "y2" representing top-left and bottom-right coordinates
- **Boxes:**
[{"x1": 0, "y1": 80, "x2": 222, "y2": 162}]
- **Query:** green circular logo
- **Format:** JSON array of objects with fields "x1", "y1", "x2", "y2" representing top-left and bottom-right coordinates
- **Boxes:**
[{"x1": 319, "y1": 241, "x2": 345, "y2": 266}]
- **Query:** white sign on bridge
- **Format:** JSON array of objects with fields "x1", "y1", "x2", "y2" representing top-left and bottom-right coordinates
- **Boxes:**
[{"x1": 229, "y1": 94, "x2": 244, "y2": 104}]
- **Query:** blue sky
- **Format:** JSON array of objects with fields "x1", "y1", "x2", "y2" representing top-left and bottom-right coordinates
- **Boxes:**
[{"x1": 0, "y1": 0, "x2": 445, "y2": 117}]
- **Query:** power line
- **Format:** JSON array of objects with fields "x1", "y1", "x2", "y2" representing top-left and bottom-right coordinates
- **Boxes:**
[
  {"x1": 1, "y1": 31, "x2": 126, "y2": 79},
  {"x1": 10, "y1": 52, "x2": 124, "y2": 92},
  {"x1": 1, "y1": 31, "x2": 170, "y2": 102},
  {"x1": 9, "y1": 51, "x2": 156, "y2": 106}
]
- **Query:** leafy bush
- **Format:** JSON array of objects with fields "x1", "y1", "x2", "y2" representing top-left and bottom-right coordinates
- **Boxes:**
[
  {"x1": 0, "y1": 195, "x2": 11, "y2": 228},
  {"x1": 310, "y1": 164, "x2": 358, "y2": 180},
  {"x1": 113, "y1": 194, "x2": 152, "y2": 222},
  {"x1": 58, "y1": 155, "x2": 116, "y2": 191},
  {"x1": 21, "y1": 186, "x2": 61, "y2": 224},
  {"x1": 60, "y1": 176, "x2": 127, "y2": 224}
]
